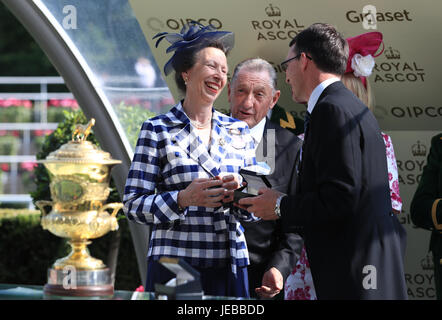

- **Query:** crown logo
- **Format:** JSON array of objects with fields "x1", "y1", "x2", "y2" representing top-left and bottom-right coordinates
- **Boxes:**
[
  {"x1": 265, "y1": 4, "x2": 281, "y2": 17},
  {"x1": 385, "y1": 46, "x2": 400, "y2": 59},
  {"x1": 412, "y1": 140, "x2": 427, "y2": 157},
  {"x1": 420, "y1": 254, "x2": 434, "y2": 270}
]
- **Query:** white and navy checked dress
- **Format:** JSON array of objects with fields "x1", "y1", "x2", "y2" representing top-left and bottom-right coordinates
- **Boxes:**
[{"x1": 123, "y1": 102, "x2": 258, "y2": 276}]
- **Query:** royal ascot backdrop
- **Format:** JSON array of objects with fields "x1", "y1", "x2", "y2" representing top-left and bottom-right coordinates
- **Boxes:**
[{"x1": 129, "y1": 0, "x2": 441, "y2": 299}]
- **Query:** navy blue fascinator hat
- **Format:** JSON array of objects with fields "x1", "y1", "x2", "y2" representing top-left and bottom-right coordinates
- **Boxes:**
[{"x1": 153, "y1": 21, "x2": 235, "y2": 76}]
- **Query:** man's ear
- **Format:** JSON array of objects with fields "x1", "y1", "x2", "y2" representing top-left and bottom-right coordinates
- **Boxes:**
[
  {"x1": 301, "y1": 52, "x2": 311, "y2": 71},
  {"x1": 227, "y1": 83, "x2": 232, "y2": 103},
  {"x1": 270, "y1": 90, "x2": 281, "y2": 110}
]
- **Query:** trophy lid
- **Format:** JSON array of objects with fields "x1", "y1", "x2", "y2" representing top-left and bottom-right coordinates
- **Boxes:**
[{"x1": 38, "y1": 118, "x2": 122, "y2": 165}]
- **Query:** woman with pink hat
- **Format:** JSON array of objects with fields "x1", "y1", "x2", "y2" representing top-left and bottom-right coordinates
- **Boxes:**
[{"x1": 342, "y1": 31, "x2": 402, "y2": 216}]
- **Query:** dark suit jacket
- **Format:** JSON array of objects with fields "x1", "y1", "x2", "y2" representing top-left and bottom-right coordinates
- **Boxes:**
[
  {"x1": 270, "y1": 104, "x2": 305, "y2": 136},
  {"x1": 280, "y1": 81, "x2": 408, "y2": 299},
  {"x1": 242, "y1": 119, "x2": 303, "y2": 298},
  {"x1": 410, "y1": 133, "x2": 442, "y2": 299}
]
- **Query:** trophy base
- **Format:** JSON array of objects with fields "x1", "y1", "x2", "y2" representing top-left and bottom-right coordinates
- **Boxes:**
[{"x1": 44, "y1": 267, "x2": 114, "y2": 298}]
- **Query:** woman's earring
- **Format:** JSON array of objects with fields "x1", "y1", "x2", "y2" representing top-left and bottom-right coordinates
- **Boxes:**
[{"x1": 184, "y1": 77, "x2": 188, "y2": 86}]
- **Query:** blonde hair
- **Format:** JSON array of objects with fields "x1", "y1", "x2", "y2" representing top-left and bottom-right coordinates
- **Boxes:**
[{"x1": 341, "y1": 73, "x2": 375, "y2": 111}]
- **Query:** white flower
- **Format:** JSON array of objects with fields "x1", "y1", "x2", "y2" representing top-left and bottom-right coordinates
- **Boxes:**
[{"x1": 351, "y1": 53, "x2": 375, "y2": 78}]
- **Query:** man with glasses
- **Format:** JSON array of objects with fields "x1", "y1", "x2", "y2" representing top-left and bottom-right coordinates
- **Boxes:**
[
  {"x1": 228, "y1": 58, "x2": 303, "y2": 299},
  {"x1": 238, "y1": 23, "x2": 408, "y2": 299}
]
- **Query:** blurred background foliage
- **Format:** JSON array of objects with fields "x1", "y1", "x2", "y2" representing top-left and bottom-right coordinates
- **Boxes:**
[{"x1": 0, "y1": 3, "x2": 66, "y2": 93}]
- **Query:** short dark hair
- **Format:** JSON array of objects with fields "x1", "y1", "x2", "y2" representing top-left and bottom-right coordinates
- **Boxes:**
[
  {"x1": 289, "y1": 23, "x2": 348, "y2": 75},
  {"x1": 172, "y1": 40, "x2": 230, "y2": 93}
]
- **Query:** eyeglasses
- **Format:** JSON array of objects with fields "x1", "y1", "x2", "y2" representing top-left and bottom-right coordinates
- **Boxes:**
[{"x1": 281, "y1": 53, "x2": 312, "y2": 71}]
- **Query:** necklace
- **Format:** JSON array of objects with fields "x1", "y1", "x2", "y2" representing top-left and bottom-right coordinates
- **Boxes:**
[{"x1": 190, "y1": 118, "x2": 211, "y2": 129}]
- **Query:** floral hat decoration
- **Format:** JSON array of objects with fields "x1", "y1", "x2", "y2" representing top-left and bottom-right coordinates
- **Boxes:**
[
  {"x1": 153, "y1": 21, "x2": 235, "y2": 76},
  {"x1": 345, "y1": 31, "x2": 384, "y2": 88}
]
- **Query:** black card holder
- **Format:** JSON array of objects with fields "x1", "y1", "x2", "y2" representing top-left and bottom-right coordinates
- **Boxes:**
[
  {"x1": 233, "y1": 190, "x2": 256, "y2": 203},
  {"x1": 233, "y1": 169, "x2": 272, "y2": 204}
]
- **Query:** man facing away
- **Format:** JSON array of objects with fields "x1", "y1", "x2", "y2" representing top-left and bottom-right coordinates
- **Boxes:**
[
  {"x1": 238, "y1": 23, "x2": 408, "y2": 299},
  {"x1": 229, "y1": 58, "x2": 303, "y2": 299}
]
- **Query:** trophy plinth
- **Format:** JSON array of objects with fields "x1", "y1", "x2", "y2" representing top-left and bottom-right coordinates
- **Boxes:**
[
  {"x1": 44, "y1": 268, "x2": 114, "y2": 298},
  {"x1": 36, "y1": 119, "x2": 122, "y2": 298}
]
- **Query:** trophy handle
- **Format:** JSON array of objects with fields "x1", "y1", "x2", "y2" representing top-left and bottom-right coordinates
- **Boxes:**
[
  {"x1": 36, "y1": 200, "x2": 53, "y2": 216},
  {"x1": 99, "y1": 202, "x2": 123, "y2": 217}
]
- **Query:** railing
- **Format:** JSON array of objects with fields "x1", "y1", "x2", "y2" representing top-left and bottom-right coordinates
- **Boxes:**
[{"x1": 0, "y1": 76, "x2": 73, "y2": 209}]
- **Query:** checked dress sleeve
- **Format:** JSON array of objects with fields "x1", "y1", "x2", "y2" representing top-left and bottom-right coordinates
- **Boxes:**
[{"x1": 123, "y1": 121, "x2": 184, "y2": 225}]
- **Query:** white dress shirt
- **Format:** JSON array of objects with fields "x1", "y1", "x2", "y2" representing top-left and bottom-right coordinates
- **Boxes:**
[
  {"x1": 249, "y1": 117, "x2": 266, "y2": 148},
  {"x1": 307, "y1": 77, "x2": 340, "y2": 114}
]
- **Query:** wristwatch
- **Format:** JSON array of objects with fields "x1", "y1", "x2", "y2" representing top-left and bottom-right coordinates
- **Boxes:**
[{"x1": 274, "y1": 194, "x2": 285, "y2": 218}]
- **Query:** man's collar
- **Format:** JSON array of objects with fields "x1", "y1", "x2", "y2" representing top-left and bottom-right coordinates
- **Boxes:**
[
  {"x1": 307, "y1": 77, "x2": 340, "y2": 114},
  {"x1": 249, "y1": 117, "x2": 266, "y2": 145}
]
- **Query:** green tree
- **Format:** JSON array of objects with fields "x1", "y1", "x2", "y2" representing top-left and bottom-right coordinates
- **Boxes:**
[
  {"x1": 0, "y1": 3, "x2": 67, "y2": 93},
  {"x1": 0, "y1": 3, "x2": 58, "y2": 76}
]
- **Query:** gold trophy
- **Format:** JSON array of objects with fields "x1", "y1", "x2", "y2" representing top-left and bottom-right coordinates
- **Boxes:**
[{"x1": 36, "y1": 119, "x2": 123, "y2": 297}]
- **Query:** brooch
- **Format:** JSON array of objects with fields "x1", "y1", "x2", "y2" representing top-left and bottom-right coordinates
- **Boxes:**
[
  {"x1": 229, "y1": 128, "x2": 241, "y2": 135},
  {"x1": 231, "y1": 135, "x2": 246, "y2": 149}
]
